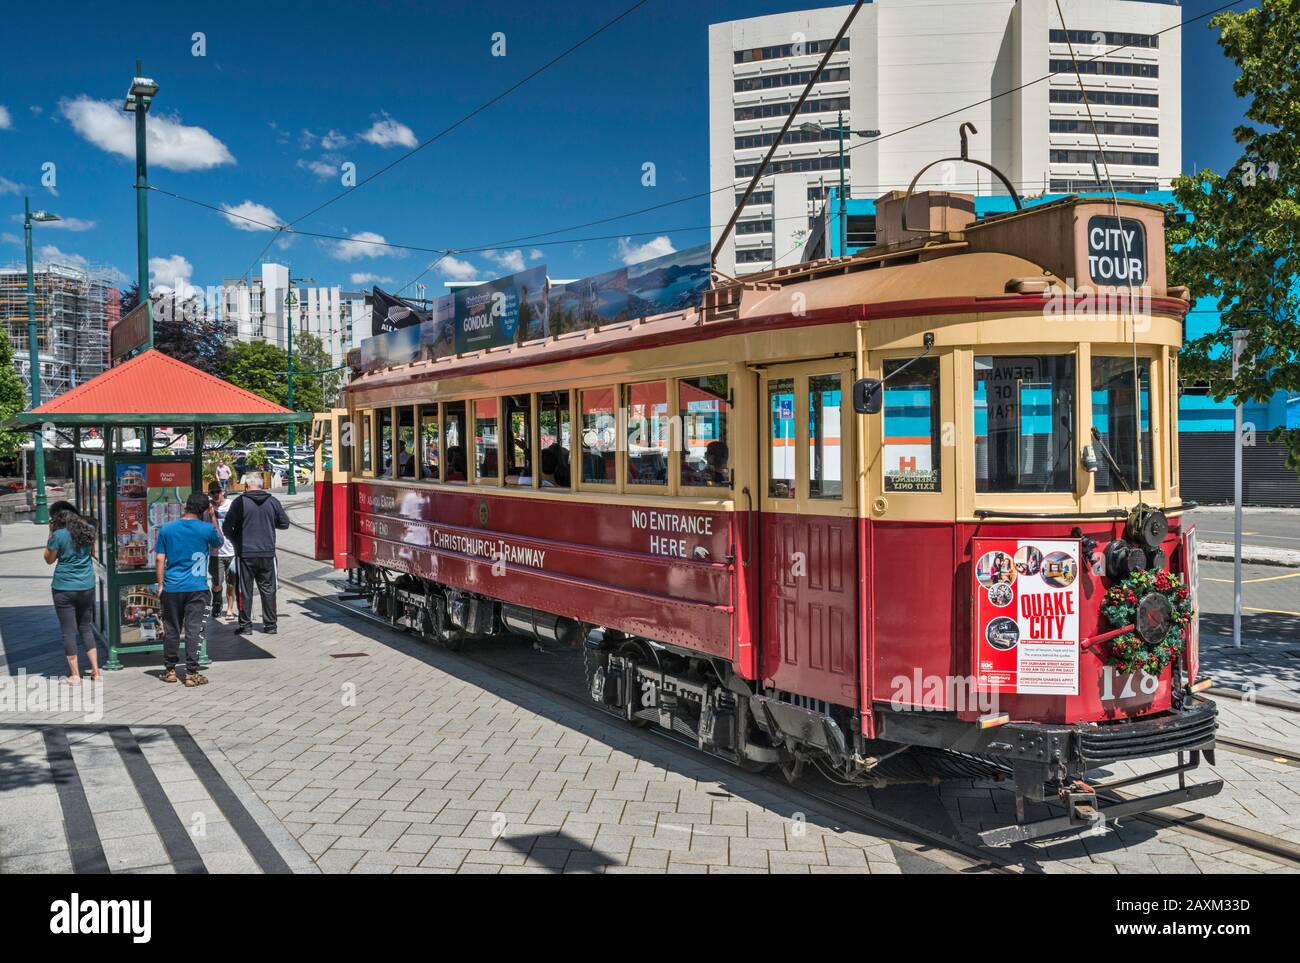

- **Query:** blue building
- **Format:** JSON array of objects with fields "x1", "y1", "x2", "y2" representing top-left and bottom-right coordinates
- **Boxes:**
[{"x1": 805, "y1": 188, "x2": 1300, "y2": 505}]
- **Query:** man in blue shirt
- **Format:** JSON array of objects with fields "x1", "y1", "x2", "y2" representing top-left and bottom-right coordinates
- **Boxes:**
[{"x1": 155, "y1": 492, "x2": 223, "y2": 686}]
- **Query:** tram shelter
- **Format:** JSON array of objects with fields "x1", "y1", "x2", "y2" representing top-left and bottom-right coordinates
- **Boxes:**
[{"x1": 8, "y1": 349, "x2": 299, "y2": 669}]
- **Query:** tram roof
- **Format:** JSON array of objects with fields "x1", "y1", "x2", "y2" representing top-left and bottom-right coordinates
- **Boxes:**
[{"x1": 351, "y1": 194, "x2": 1185, "y2": 389}]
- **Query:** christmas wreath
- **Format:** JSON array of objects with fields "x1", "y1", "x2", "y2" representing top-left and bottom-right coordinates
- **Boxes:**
[{"x1": 1100, "y1": 569, "x2": 1193, "y2": 676}]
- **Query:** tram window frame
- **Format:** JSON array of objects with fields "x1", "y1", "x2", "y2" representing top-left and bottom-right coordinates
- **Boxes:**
[
  {"x1": 419, "y1": 404, "x2": 440, "y2": 481},
  {"x1": 537, "y1": 389, "x2": 573, "y2": 491},
  {"x1": 504, "y1": 394, "x2": 533, "y2": 487},
  {"x1": 974, "y1": 354, "x2": 1077, "y2": 494},
  {"x1": 1168, "y1": 355, "x2": 1179, "y2": 492},
  {"x1": 882, "y1": 357, "x2": 942, "y2": 494},
  {"x1": 472, "y1": 397, "x2": 502, "y2": 486},
  {"x1": 579, "y1": 386, "x2": 618, "y2": 489},
  {"x1": 443, "y1": 401, "x2": 468, "y2": 483},
  {"x1": 360, "y1": 411, "x2": 373, "y2": 475},
  {"x1": 678, "y1": 374, "x2": 731, "y2": 494},
  {"x1": 1091, "y1": 355, "x2": 1154, "y2": 493},
  {"x1": 624, "y1": 380, "x2": 671, "y2": 490},
  {"x1": 395, "y1": 406, "x2": 416, "y2": 479},
  {"x1": 808, "y1": 373, "x2": 845, "y2": 500}
]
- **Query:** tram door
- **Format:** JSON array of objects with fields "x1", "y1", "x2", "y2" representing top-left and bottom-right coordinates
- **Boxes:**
[
  {"x1": 312, "y1": 409, "x2": 352, "y2": 566},
  {"x1": 758, "y1": 362, "x2": 860, "y2": 709}
]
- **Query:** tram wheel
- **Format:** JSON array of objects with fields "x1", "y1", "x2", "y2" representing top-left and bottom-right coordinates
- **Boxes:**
[{"x1": 618, "y1": 640, "x2": 658, "y2": 728}]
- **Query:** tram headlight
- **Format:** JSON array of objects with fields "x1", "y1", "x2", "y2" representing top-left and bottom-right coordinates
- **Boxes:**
[
  {"x1": 1136, "y1": 591, "x2": 1174, "y2": 645},
  {"x1": 1104, "y1": 540, "x2": 1148, "y2": 580},
  {"x1": 1126, "y1": 507, "x2": 1169, "y2": 552}
]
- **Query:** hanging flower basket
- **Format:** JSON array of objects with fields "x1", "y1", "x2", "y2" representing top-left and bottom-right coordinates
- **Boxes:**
[{"x1": 1100, "y1": 569, "x2": 1193, "y2": 676}]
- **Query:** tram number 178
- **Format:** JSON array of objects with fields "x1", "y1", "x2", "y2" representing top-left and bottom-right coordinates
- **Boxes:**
[{"x1": 1099, "y1": 666, "x2": 1160, "y2": 702}]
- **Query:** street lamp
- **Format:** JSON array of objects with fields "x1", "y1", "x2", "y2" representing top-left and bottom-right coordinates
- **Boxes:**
[
  {"x1": 23, "y1": 198, "x2": 59, "y2": 524},
  {"x1": 123, "y1": 60, "x2": 158, "y2": 347},
  {"x1": 285, "y1": 273, "x2": 313, "y2": 496},
  {"x1": 801, "y1": 114, "x2": 881, "y2": 257}
]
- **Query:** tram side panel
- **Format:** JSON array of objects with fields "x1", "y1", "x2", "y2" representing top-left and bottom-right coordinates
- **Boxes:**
[{"x1": 351, "y1": 483, "x2": 740, "y2": 661}]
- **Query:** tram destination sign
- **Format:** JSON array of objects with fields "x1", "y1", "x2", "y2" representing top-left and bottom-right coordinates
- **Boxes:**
[{"x1": 1086, "y1": 215, "x2": 1146, "y2": 285}]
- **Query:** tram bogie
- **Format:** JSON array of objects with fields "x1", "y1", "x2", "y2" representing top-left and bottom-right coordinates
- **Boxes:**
[{"x1": 315, "y1": 179, "x2": 1223, "y2": 847}]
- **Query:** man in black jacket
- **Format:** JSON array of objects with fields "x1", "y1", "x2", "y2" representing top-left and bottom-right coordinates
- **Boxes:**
[{"x1": 223, "y1": 474, "x2": 291, "y2": 635}]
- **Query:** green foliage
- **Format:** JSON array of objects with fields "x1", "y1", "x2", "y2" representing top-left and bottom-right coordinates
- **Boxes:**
[
  {"x1": 0, "y1": 326, "x2": 28, "y2": 459},
  {"x1": 1168, "y1": 0, "x2": 1300, "y2": 474}
]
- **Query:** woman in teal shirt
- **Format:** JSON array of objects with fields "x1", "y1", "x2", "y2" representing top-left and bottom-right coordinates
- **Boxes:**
[{"x1": 43, "y1": 504, "x2": 100, "y2": 681}]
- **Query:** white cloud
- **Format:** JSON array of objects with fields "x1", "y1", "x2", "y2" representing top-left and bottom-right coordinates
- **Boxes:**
[
  {"x1": 349, "y1": 272, "x2": 394, "y2": 286},
  {"x1": 24, "y1": 244, "x2": 125, "y2": 282},
  {"x1": 617, "y1": 235, "x2": 676, "y2": 266},
  {"x1": 0, "y1": 176, "x2": 19, "y2": 196},
  {"x1": 483, "y1": 249, "x2": 526, "y2": 273},
  {"x1": 0, "y1": 106, "x2": 10, "y2": 130},
  {"x1": 60, "y1": 96, "x2": 235, "y2": 172},
  {"x1": 330, "y1": 231, "x2": 405, "y2": 261},
  {"x1": 320, "y1": 129, "x2": 349, "y2": 150},
  {"x1": 297, "y1": 157, "x2": 338, "y2": 180},
  {"x1": 1, "y1": 232, "x2": 20, "y2": 245},
  {"x1": 149, "y1": 254, "x2": 194, "y2": 293},
  {"x1": 219, "y1": 200, "x2": 282, "y2": 232},
  {"x1": 359, "y1": 113, "x2": 416, "y2": 149},
  {"x1": 528, "y1": 248, "x2": 544, "y2": 261},
  {"x1": 437, "y1": 256, "x2": 479, "y2": 281}
]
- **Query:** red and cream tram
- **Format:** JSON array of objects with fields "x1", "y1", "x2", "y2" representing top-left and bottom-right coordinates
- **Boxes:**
[{"x1": 313, "y1": 188, "x2": 1220, "y2": 845}]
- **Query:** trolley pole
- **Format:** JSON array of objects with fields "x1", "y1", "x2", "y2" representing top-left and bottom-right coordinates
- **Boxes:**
[
  {"x1": 837, "y1": 111, "x2": 847, "y2": 258},
  {"x1": 1231, "y1": 329, "x2": 1245, "y2": 649}
]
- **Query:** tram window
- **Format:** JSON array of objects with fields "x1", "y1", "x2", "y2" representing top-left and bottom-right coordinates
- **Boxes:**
[
  {"x1": 975, "y1": 355, "x2": 1076, "y2": 493},
  {"x1": 768, "y1": 378, "x2": 796, "y2": 499},
  {"x1": 419, "y1": 406, "x2": 439, "y2": 480},
  {"x1": 809, "y1": 374, "x2": 843, "y2": 499},
  {"x1": 679, "y1": 375, "x2": 730, "y2": 489},
  {"x1": 1092, "y1": 357, "x2": 1153, "y2": 491},
  {"x1": 625, "y1": 381, "x2": 670, "y2": 486},
  {"x1": 504, "y1": 395, "x2": 532, "y2": 484},
  {"x1": 377, "y1": 408, "x2": 394, "y2": 477},
  {"x1": 338, "y1": 417, "x2": 353, "y2": 474},
  {"x1": 883, "y1": 357, "x2": 941, "y2": 493},
  {"x1": 538, "y1": 390, "x2": 572, "y2": 489},
  {"x1": 443, "y1": 402, "x2": 467, "y2": 482},
  {"x1": 474, "y1": 398, "x2": 500, "y2": 485},
  {"x1": 581, "y1": 388, "x2": 617, "y2": 485},
  {"x1": 396, "y1": 407, "x2": 416, "y2": 478},
  {"x1": 361, "y1": 413, "x2": 373, "y2": 474}
]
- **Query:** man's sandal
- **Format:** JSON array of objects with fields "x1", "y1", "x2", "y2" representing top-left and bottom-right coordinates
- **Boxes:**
[
  {"x1": 183, "y1": 673, "x2": 209, "y2": 688},
  {"x1": 160, "y1": 669, "x2": 178, "y2": 684}
]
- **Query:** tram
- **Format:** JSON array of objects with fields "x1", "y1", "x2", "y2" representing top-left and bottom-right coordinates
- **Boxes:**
[{"x1": 313, "y1": 184, "x2": 1220, "y2": 846}]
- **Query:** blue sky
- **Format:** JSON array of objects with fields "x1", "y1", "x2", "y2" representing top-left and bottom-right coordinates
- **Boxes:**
[{"x1": 0, "y1": 0, "x2": 1256, "y2": 299}]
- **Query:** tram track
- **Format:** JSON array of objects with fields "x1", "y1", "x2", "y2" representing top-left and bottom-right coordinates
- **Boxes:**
[{"x1": 267, "y1": 559, "x2": 1300, "y2": 872}]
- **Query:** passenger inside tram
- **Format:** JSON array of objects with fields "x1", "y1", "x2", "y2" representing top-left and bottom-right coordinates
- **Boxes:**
[{"x1": 445, "y1": 446, "x2": 467, "y2": 481}]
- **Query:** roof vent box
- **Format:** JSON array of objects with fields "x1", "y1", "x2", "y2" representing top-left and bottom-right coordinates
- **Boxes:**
[{"x1": 874, "y1": 190, "x2": 976, "y2": 247}]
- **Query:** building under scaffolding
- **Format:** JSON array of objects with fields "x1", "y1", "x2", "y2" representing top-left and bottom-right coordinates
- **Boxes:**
[{"x1": 0, "y1": 261, "x2": 116, "y2": 401}]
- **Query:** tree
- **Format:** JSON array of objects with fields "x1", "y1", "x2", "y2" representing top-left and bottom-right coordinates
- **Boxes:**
[
  {"x1": 1168, "y1": 0, "x2": 1300, "y2": 474},
  {"x1": 221, "y1": 339, "x2": 324, "y2": 440},
  {"x1": 118, "y1": 282, "x2": 228, "y2": 376},
  {"x1": 0, "y1": 327, "x2": 28, "y2": 459}
]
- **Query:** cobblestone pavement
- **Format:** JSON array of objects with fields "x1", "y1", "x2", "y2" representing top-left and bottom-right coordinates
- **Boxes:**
[{"x1": 0, "y1": 505, "x2": 1295, "y2": 874}]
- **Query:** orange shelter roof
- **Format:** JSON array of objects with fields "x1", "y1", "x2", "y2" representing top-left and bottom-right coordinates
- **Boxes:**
[{"x1": 17, "y1": 349, "x2": 297, "y2": 426}]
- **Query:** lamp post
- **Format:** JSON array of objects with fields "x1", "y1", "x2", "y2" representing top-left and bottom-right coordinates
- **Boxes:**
[
  {"x1": 123, "y1": 61, "x2": 159, "y2": 348},
  {"x1": 801, "y1": 115, "x2": 880, "y2": 257},
  {"x1": 23, "y1": 198, "x2": 60, "y2": 524},
  {"x1": 285, "y1": 273, "x2": 313, "y2": 496}
]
